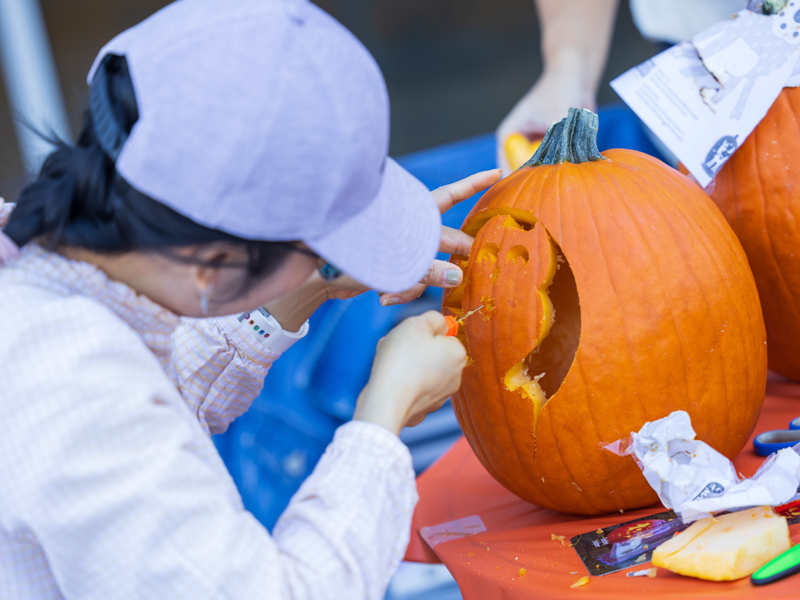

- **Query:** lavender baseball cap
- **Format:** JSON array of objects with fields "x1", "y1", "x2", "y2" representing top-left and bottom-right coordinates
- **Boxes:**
[{"x1": 87, "y1": 0, "x2": 441, "y2": 293}]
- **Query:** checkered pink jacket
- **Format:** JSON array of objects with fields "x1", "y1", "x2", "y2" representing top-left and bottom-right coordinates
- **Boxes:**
[{"x1": 0, "y1": 240, "x2": 416, "y2": 599}]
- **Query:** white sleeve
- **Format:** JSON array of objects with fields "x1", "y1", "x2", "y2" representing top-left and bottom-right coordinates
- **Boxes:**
[
  {"x1": 1, "y1": 311, "x2": 417, "y2": 600},
  {"x1": 168, "y1": 315, "x2": 282, "y2": 435}
]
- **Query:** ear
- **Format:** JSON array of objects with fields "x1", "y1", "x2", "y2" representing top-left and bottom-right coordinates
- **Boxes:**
[{"x1": 174, "y1": 243, "x2": 242, "y2": 295}]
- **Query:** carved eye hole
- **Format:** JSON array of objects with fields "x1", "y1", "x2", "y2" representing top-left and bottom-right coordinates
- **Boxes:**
[
  {"x1": 477, "y1": 243, "x2": 499, "y2": 265},
  {"x1": 506, "y1": 245, "x2": 529, "y2": 268}
]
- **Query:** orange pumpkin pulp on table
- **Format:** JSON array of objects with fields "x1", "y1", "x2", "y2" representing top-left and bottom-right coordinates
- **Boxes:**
[{"x1": 444, "y1": 108, "x2": 767, "y2": 515}]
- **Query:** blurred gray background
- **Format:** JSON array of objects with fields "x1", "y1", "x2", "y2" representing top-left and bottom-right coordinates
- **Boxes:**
[{"x1": 0, "y1": 0, "x2": 658, "y2": 202}]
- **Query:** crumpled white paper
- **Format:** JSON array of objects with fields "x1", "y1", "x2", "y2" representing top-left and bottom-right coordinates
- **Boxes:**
[{"x1": 602, "y1": 410, "x2": 800, "y2": 522}]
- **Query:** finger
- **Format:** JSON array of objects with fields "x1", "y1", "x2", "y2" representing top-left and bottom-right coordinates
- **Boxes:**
[
  {"x1": 414, "y1": 310, "x2": 449, "y2": 336},
  {"x1": 440, "y1": 225, "x2": 473, "y2": 257},
  {"x1": 405, "y1": 413, "x2": 426, "y2": 428},
  {"x1": 379, "y1": 282, "x2": 427, "y2": 306},
  {"x1": 442, "y1": 336, "x2": 468, "y2": 368},
  {"x1": 497, "y1": 151, "x2": 511, "y2": 178},
  {"x1": 328, "y1": 274, "x2": 370, "y2": 294},
  {"x1": 407, "y1": 398, "x2": 449, "y2": 428},
  {"x1": 420, "y1": 259, "x2": 463, "y2": 289},
  {"x1": 379, "y1": 259, "x2": 463, "y2": 306},
  {"x1": 418, "y1": 395, "x2": 450, "y2": 427},
  {"x1": 431, "y1": 169, "x2": 502, "y2": 214}
]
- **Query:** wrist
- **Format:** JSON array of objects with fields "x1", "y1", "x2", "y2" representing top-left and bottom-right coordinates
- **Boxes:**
[
  {"x1": 539, "y1": 54, "x2": 599, "y2": 103},
  {"x1": 540, "y1": 31, "x2": 609, "y2": 99},
  {"x1": 353, "y1": 383, "x2": 409, "y2": 436},
  {"x1": 262, "y1": 275, "x2": 328, "y2": 332}
]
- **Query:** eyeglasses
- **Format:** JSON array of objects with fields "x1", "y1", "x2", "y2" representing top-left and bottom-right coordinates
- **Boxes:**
[{"x1": 291, "y1": 244, "x2": 344, "y2": 281}]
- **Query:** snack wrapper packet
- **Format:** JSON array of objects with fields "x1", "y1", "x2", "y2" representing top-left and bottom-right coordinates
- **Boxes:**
[{"x1": 602, "y1": 410, "x2": 800, "y2": 522}]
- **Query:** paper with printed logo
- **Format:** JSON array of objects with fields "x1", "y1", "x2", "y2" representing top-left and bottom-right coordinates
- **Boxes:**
[
  {"x1": 602, "y1": 410, "x2": 800, "y2": 522},
  {"x1": 611, "y1": 5, "x2": 800, "y2": 187}
]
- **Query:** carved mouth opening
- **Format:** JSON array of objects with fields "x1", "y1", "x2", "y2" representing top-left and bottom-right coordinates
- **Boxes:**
[
  {"x1": 505, "y1": 242, "x2": 581, "y2": 423},
  {"x1": 444, "y1": 210, "x2": 581, "y2": 429}
]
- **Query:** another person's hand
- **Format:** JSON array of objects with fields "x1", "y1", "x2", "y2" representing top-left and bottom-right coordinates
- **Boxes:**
[
  {"x1": 353, "y1": 311, "x2": 467, "y2": 434},
  {"x1": 496, "y1": 0, "x2": 620, "y2": 175},
  {"x1": 496, "y1": 71, "x2": 595, "y2": 175}
]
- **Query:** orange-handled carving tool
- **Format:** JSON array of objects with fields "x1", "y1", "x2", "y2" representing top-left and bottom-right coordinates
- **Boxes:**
[{"x1": 444, "y1": 305, "x2": 484, "y2": 336}]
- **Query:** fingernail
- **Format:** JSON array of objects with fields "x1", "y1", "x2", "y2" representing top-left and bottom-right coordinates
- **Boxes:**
[
  {"x1": 444, "y1": 269, "x2": 461, "y2": 285},
  {"x1": 381, "y1": 296, "x2": 400, "y2": 306}
]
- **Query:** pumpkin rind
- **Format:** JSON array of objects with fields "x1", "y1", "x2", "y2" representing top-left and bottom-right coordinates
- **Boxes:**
[
  {"x1": 447, "y1": 109, "x2": 767, "y2": 515},
  {"x1": 688, "y1": 86, "x2": 800, "y2": 379}
]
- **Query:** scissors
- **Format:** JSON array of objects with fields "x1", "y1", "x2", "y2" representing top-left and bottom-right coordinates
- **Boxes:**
[{"x1": 753, "y1": 416, "x2": 800, "y2": 456}]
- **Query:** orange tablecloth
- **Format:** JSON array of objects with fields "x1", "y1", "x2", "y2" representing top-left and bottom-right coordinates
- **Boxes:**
[{"x1": 405, "y1": 378, "x2": 800, "y2": 599}]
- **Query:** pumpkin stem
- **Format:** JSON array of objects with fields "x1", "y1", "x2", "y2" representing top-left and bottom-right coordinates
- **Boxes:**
[
  {"x1": 758, "y1": 0, "x2": 788, "y2": 15},
  {"x1": 523, "y1": 107, "x2": 605, "y2": 167}
]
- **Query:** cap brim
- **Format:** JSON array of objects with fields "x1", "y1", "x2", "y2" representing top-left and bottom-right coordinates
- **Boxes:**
[{"x1": 304, "y1": 158, "x2": 441, "y2": 294}]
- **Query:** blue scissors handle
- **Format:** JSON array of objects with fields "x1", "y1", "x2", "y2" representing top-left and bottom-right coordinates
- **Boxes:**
[{"x1": 753, "y1": 418, "x2": 800, "y2": 456}]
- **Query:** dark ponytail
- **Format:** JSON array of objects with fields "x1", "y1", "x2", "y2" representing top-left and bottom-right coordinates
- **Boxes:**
[{"x1": 5, "y1": 54, "x2": 293, "y2": 282}]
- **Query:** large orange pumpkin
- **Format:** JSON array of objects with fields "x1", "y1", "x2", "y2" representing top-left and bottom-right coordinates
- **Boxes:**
[
  {"x1": 683, "y1": 86, "x2": 800, "y2": 379},
  {"x1": 444, "y1": 108, "x2": 767, "y2": 515}
]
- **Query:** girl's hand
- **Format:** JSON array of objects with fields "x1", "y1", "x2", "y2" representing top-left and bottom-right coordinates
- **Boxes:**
[
  {"x1": 376, "y1": 168, "x2": 501, "y2": 306},
  {"x1": 320, "y1": 168, "x2": 501, "y2": 304},
  {"x1": 263, "y1": 169, "x2": 501, "y2": 329},
  {"x1": 353, "y1": 311, "x2": 467, "y2": 435}
]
